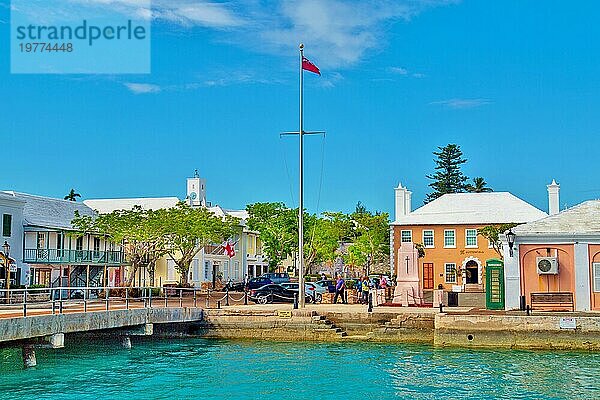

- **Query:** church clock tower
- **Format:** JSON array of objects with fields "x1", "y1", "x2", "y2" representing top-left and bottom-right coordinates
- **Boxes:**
[{"x1": 187, "y1": 169, "x2": 206, "y2": 207}]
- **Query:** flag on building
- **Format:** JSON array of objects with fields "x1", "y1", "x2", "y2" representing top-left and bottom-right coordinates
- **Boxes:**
[
  {"x1": 223, "y1": 241, "x2": 235, "y2": 258},
  {"x1": 302, "y1": 56, "x2": 321, "y2": 75}
]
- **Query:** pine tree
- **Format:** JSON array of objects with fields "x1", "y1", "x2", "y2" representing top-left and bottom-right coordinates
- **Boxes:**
[
  {"x1": 424, "y1": 144, "x2": 469, "y2": 203},
  {"x1": 467, "y1": 177, "x2": 493, "y2": 193}
]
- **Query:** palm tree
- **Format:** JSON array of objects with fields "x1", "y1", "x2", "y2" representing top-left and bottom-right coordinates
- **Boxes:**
[
  {"x1": 467, "y1": 177, "x2": 493, "y2": 193},
  {"x1": 64, "y1": 189, "x2": 81, "y2": 202}
]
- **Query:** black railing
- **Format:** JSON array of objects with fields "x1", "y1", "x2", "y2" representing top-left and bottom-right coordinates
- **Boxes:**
[{"x1": 23, "y1": 249, "x2": 124, "y2": 265}]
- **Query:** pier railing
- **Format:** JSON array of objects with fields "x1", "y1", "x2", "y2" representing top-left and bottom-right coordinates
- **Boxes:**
[{"x1": 0, "y1": 285, "x2": 236, "y2": 318}]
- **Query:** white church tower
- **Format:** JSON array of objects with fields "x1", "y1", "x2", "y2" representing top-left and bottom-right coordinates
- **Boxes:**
[{"x1": 187, "y1": 169, "x2": 207, "y2": 207}]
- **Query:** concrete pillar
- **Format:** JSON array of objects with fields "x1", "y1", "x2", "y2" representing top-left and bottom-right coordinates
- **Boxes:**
[
  {"x1": 121, "y1": 336, "x2": 132, "y2": 349},
  {"x1": 144, "y1": 323, "x2": 153, "y2": 336},
  {"x1": 574, "y1": 242, "x2": 591, "y2": 311},
  {"x1": 503, "y1": 240, "x2": 521, "y2": 310},
  {"x1": 432, "y1": 289, "x2": 444, "y2": 308},
  {"x1": 22, "y1": 345, "x2": 36, "y2": 368},
  {"x1": 46, "y1": 333, "x2": 65, "y2": 348}
]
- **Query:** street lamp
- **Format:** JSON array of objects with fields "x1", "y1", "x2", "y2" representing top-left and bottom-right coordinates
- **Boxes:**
[
  {"x1": 506, "y1": 229, "x2": 516, "y2": 257},
  {"x1": 1, "y1": 241, "x2": 10, "y2": 297}
]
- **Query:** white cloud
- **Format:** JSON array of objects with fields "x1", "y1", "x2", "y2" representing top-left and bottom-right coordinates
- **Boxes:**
[
  {"x1": 152, "y1": 0, "x2": 244, "y2": 28},
  {"x1": 255, "y1": 0, "x2": 455, "y2": 68},
  {"x1": 318, "y1": 72, "x2": 344, "y2": 88},
  {"x1": 124, "y1": 82, "x2": 162, "y2": 94},
  {"x1": 430, "y1": 98, "x2": 491, "y2": 109},
  {"x1": 389, "y1": 66, "x2": 408, "y2": 75},
  {"x1": 54, "y1": 0, "x2": 455, "y2": 68}
]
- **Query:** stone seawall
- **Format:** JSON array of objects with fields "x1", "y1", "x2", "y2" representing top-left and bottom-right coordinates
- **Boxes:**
[
  {"x1": 435, "y1": 313, "x2": 600, "y2": 350},
  {"x1": 177, "y1": 308, "x2": 436, "y2": 344}
]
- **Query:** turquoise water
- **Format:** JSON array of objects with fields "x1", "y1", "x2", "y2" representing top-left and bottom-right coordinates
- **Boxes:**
[{"x1": 1, "y1": 338, "x2": 599, "y2": 399}]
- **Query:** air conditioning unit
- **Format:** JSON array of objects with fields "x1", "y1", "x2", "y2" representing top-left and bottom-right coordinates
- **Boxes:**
[{"x1": 536, "y1": 257, "x2": 558, "y2": 274}]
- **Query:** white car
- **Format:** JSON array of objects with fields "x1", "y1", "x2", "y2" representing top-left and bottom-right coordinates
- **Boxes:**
[{"x1": 280, "y1": 282, "x2": 323, "y2": 303}]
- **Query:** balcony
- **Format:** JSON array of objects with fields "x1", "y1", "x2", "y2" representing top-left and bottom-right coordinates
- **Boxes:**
[{"x1": 24, "y1": 249, "x2": 125, "y2": 265}]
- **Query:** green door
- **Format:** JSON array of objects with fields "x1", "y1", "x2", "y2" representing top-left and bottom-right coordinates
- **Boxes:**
[{"x1": 485, "y1": 259, "x2": 505, "y2": 310}]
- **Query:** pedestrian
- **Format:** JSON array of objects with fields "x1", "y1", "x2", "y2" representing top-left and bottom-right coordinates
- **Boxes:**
[
  {"x1": 380, "y1": 276, "x2": 387, "y2": 289},
  {"x1": 333, "y1": 275, "x2": 346, "y2": 304},
  {"x1": 362, "y1": 277, "x2": 370, "y2": 304},
  {"x1": 356, "y1": 279, "x2": 363, "y2": 303}
]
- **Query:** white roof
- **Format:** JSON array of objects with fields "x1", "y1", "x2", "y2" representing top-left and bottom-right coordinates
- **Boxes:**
[
  {"x1": 513, "y1": 200, "x2": 600, "y2": 236},
  {"x1": 4, "y1": 191, "x2": 95, "y2": 230},
  {"x1": 84, "y1": 197, "x2": 180, "y2": 213},
  {"x1": 84, "y1": 198, "x2": 249, "y2": 225},
  {"x1": 392, "y1": 192, "x2": 547, "y2": 226}
]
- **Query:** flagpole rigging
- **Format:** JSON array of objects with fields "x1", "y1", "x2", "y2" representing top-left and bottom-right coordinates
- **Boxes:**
[{"x1": 298, "y1": 43, "x2": 305, "y2": 308}]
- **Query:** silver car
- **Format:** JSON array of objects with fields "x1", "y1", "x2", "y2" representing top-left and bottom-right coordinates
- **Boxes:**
[{"x1": 280, "y1": 282, "x2": 322, "y2": 303}]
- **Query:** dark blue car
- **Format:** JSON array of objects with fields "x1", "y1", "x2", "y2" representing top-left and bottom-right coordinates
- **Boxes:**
[{"x1": 246, "y1": 277, "x2": 273, "y2": 290}]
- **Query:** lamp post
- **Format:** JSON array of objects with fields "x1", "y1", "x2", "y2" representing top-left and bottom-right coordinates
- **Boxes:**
[
  {"x1": 1, "y1": 241, "x2": 11, "y2": 301},
  {"x1": 506, "y1": 229, "x2": 516, "y2": 257}
]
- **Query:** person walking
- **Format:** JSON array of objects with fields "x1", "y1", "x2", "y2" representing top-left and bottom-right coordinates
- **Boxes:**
[
  {"x1": 356, "y1": 279, "x2": 363, "y2": 304},
  {"x1": 361, "y1": 277, "x2": 370, "y2": 304},
  {"x1": 333, "y1": 275, "x2": 346, "y2": 304}
]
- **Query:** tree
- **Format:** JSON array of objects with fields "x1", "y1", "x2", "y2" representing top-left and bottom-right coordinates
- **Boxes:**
[
  {"x1": 72, "y1": 206, "x2": 168, "y2": 286},
  {"x1": 425, "y1": 144, "x2": 469, "y2": 203},
  {"x1": 467, "y1": 177, "x2": 493, "y2": 193},
  {"x1": 478, "y1": 223, "x2": 518, "y2": 259},
  {"x1": 246, "y1": 202, "x2": 297, "y2": 271},
  {"x1": 345, "y1": 205, "x2": 390, "y2": 274},
  {"x1": 304, "y1": 213, "x2": 348, "y2": 272},
  {"x1": 159, "y1": 203, "x2": 239, "y2": 285},
  {"x1": 64, "y1": 189, "x2": 81, "y2": 202}
]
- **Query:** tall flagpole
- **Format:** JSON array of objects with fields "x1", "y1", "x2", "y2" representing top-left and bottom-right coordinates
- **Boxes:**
[{"x1": 298, "y1": 43, "x2": 305, "y2": 308}]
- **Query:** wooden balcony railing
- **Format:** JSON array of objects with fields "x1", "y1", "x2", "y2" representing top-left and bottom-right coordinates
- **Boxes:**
[{"x1": 23, "y1": 249, "x2": 125, "y2": 265}]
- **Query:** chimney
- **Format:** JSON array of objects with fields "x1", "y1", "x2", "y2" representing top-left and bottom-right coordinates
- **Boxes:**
[
  {"x1": 547, "y1": 179, "x2": 560, "y2": 215},
  {"x1": 395, "y1": 183, "x2": 412, "y2": 220}
]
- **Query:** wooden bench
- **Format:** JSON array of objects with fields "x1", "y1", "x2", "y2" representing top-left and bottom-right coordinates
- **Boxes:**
[{"x1": 530, "y1": 292, "x2": 574, "y2": 312}]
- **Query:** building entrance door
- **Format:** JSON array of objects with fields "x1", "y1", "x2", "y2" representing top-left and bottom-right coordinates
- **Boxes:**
[
  {"x1": 423, "y1": 263, "x2": 434, "y2": 289},
  {"x1": 465, "y1": 260, "x2": 479, "y2": 284}
]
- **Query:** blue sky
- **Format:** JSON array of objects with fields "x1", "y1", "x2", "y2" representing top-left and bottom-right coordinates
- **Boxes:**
[{"x1": 1, "y1": 0, "x2": 600, "y2": 216}]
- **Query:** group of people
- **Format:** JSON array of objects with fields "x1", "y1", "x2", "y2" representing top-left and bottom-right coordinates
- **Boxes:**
[{"x1": 332, "y1": 274, "x2": 391, "y2": 305}]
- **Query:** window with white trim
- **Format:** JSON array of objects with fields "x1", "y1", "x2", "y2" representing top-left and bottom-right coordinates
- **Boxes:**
[
  {"x1": 401, "y1": 230, "x2": 412, "y2": 243},
  {"x1": 444, "y1": 230, "x2": 455, "y2": 247},
  {"x1": 593, "y1": 263, "x2": 600, "y2": 292},
  {"x1": 445, "y1": 263, "x2": 457, "y2": 283},
  {"x1": 466, "y1": 229, "x2": 478, "y2": 248},
  {"x1": 423, "y1": 230, "x2": 434, "y2": 248}
]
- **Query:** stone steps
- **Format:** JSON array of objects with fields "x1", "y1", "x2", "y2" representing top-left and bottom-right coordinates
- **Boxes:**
[{"x1": 311, "y1": 312, "x2": 348, "y2": 338}]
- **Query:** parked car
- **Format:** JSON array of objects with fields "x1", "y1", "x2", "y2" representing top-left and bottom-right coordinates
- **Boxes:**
[
  {"x1": 247, "y1": 277, "x2": 273, "y2": 290},
  {"x1": 249, "y1": 284, "x2": 296, "y2": 304},
  {"x1": 260, "y1": 272, "x2": 290, "y2": 284},
  {"x1": 314, "y1": 279, "x2": 336, "y2": 293},
  {"x1": 280, "y1": 282, "x2": 322, "y2": 303},
  {"x1": 224, "y1": 281, "x2": 246, "y2": 292}
]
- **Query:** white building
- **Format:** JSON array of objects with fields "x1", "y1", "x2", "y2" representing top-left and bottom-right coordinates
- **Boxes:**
[
  {"x1": 0, "y1": 192, "x2": 25, "y2": 287},
  {"x1": 0, "y1": 191, "x2": 126, "y2": 288},
  {"x1": 84, "y1": 172, "x2": 269, "y2": 287}
]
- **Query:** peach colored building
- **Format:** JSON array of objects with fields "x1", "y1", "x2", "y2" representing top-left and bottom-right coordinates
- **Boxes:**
[
  {"x1": 391, "y1": 183, "x2": 547, "y2": 305},
  {"x1": 503, "y1": 187, "x2": 600, "y2": 311}
]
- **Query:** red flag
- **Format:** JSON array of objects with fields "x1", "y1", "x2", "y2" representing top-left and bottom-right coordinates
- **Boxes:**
[
  {"x1": 302, "y1": 56, "x2": 321, "y2": 75},
  {"x1": 222, "y1": 241, "x2": 235, "y2": 258}
]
